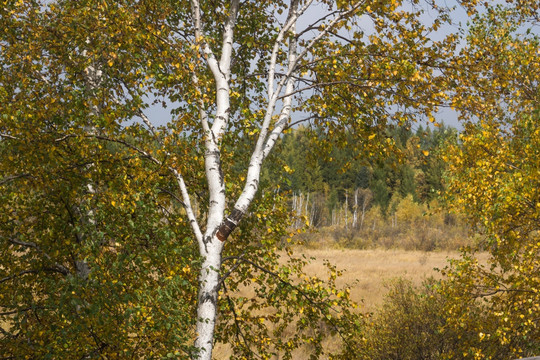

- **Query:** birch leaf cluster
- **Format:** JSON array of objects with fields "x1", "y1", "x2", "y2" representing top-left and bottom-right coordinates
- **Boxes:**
[{"x1": 441, "y1": 5, "x2": 540, "y2": 358}]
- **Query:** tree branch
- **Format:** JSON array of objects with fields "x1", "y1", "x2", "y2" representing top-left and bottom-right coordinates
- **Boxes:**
[
  {"x1": 221, "y1": 256, "x2": 356, "y2": 349},
  {"x1": 268, "y1": 0, "x2": 315, "y2": 100},
  {"x1": 261, "y1": 1, "x2": 364, "y2": 160},
  {"x1": 0, "y1": 270, "x2": 40, "y2": 284},
  {"x1": 0, "y1": 306, "x2": 45, "y2": 316},
  {"x1": 0, "y1": 265, "x2": 68, "y2": 284},
  {"x1": 7, "y1": 237, "x2": 70, "y2": 275},
  {"x1": 0, "y1": 133, "x2": 18, "y2": 140},
  {"x1": 221, "y1": 282, "x2": 264, "y2": 360},
  {"x1": 0, "y1": 174, "x2": 31, "y2": 186}
]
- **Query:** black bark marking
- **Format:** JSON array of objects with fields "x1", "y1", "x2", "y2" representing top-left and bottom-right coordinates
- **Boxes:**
[
  {"x1": 206, "y1": 149, "x2": 225, "y2": 186},
  {"x1": 249, "y1": 179, "x2": 259, "y2": 189},
  {"x1": 218, "y1": 167, "x2": 224, "y2": 186},
  {"x1": 200, "y1": 291, "x2": 217, "y2": 305}
]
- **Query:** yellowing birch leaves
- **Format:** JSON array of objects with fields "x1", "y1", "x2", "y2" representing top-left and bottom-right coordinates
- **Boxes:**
[
  {"x1": 1, "y1": 0, "x2": 538, "y2": 358},
  {"x1": 441, "y1": 5, "x2": 540, "y2": 358}
]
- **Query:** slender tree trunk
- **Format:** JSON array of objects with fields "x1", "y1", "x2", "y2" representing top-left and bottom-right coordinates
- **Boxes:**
[
  {"x1": 360, "y1": 196, "x2": 367, "y2": 230},
  {"x1": 305, "y1": 192, "x2": 309, "y2": 226},
  {"x1": 310, "y1": 199, "x2": 316, "y2": 227},
  {"x1": 194, "y1": 238, "x2": 224, "y2": 360},
  {"x1": 345, "y1": 192, "x2": 348, "y2": 230},
  {"x1": 296, "y1": 192, "x2": 303, "y2": 229},
  {"x1": 353, "y1": 188, "x2": 358, "y2": 228},
  {"x1": 75, "y1": 49, "x2": 102, "y2": 280}
]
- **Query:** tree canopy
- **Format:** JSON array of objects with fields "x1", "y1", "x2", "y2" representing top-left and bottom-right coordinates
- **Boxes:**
[{"x1": 1, "y1": 0, "x2": 539, "y2": 359}]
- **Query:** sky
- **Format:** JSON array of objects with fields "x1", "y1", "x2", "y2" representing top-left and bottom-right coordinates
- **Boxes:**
[{"x1": 141, "y1": 1, "x2": 483, "y2": 132}]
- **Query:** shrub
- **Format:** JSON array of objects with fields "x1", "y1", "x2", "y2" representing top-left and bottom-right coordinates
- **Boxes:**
[
  {"x1": 356, "y1": 276, "x2": 537, "y2": 360},
  {"x1": 358, "y1": 278, "x2": 464, "y2": 360}
]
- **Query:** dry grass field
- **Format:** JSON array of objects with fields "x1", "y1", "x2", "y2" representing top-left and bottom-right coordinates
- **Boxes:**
[
  {"x1": 299, "y1": 248, "x2": 487, "y2": 312},
  {"x1": 213, "y1": 248, "x2": 489, "y2": 358}
]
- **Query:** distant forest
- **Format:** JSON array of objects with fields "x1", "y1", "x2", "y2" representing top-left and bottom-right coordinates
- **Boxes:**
[{"x1": 267, "y1": 124, "x2": 468, "y2": 250}]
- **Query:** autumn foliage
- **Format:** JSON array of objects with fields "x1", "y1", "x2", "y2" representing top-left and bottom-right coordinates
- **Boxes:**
[{"x1": 1, "y1": 0, "x2": 539, "y2": 359}]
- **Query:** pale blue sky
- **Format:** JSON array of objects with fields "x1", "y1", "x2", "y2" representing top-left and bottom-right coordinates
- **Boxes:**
[{"x1": 141, "y1": 1, "x2": 478, "y2": 132}]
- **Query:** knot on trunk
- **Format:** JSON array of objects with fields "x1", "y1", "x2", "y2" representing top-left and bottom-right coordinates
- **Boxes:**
[{"x1": 216, "y1": 208, "x2": 244, "y2": 241}]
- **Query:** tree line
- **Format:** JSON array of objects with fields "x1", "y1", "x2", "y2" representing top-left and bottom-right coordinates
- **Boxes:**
[
  {"x1": 277, "y1": 124, "x2": 455, "y2": 222},
  {"x1": 267, "y1": 124, "x2": 473, "y2": 251}
]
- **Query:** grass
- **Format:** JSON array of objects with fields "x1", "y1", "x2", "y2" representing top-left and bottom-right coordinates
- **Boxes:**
[
  {"x1": 213, "y1": 248, "x2": 488, "y2": 358},
  {"x1": 299, "y1": 248, "x2": 487, "y2": 312}
]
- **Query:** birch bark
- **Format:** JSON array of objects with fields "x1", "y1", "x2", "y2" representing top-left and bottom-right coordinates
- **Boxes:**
[
  {"x1": 185, "y1": 1, "x2": 361, "y2": 358},
  {"x1": 190, "y1": 1, "x2": 300, "y2": 357}
]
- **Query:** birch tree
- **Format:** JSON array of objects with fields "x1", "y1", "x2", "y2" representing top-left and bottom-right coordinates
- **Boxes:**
[{"x1": 1, "y1": 0, "x2": 475, "y2": 358}]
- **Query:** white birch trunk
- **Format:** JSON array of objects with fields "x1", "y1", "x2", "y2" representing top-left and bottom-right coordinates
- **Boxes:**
[
  {"x1": 75, "y1": 45, "x2": 102, "y2": 280},
  {"x1": 305, "y1": 193, "x2": 309, "y2": 217},
  {"x1": 305, "y1": 193, "x2": 309, "y2": 226},
  {"x1": 352, "y1": 188, "x2": 358, "y2": 229},
  {"x1": 310, "y1": 201, "x2": 316, "y2": 227},
  {"x1": 360, "y1": 195, "x2": 367, "y2": 230},
  {"x1": 194, "y1": 237, "x2": 223, "y2": 359},
  {"x1": 345, "y1": 192, "x2": 349, "y2": 230},
  {"x1": 296, "y1": 192, "x2": 303, "y2": 229},
  {"x1": 183, "y1": 1, "x2": 362, "y2": 358}
]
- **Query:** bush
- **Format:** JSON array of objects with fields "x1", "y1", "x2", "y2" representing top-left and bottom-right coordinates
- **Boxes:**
[
  {"x1": 395, "y1": 195, "x2": 426, "y2": 225},
  {"x1": 358, "y1": 278, "x2": 464, "y2": 360},
  {"x1": 356, "y1": 276, "x2": 537, "y2": 360}
]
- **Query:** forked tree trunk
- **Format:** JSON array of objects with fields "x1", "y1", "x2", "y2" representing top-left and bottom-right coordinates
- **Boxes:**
[{"x1": 183, "y1": 1, "x2": 361, "y2": 358}]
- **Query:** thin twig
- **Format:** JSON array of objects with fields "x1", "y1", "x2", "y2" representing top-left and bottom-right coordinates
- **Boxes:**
[
  {"x1": 7, "y1": 238, "x2": 70, "y2": 275},
  {"x1": 0, "y1": 133, "x2": 18, "y2": 140},
  {"x1": 0, "y1": 306, "x2": 45, "y2": 316},
  {"x1": 0, "y1": 174, "x2": 31, "y2": 186},
  {"x1": 222, "y1": 282, "x2": 264, "y2": 359}
]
